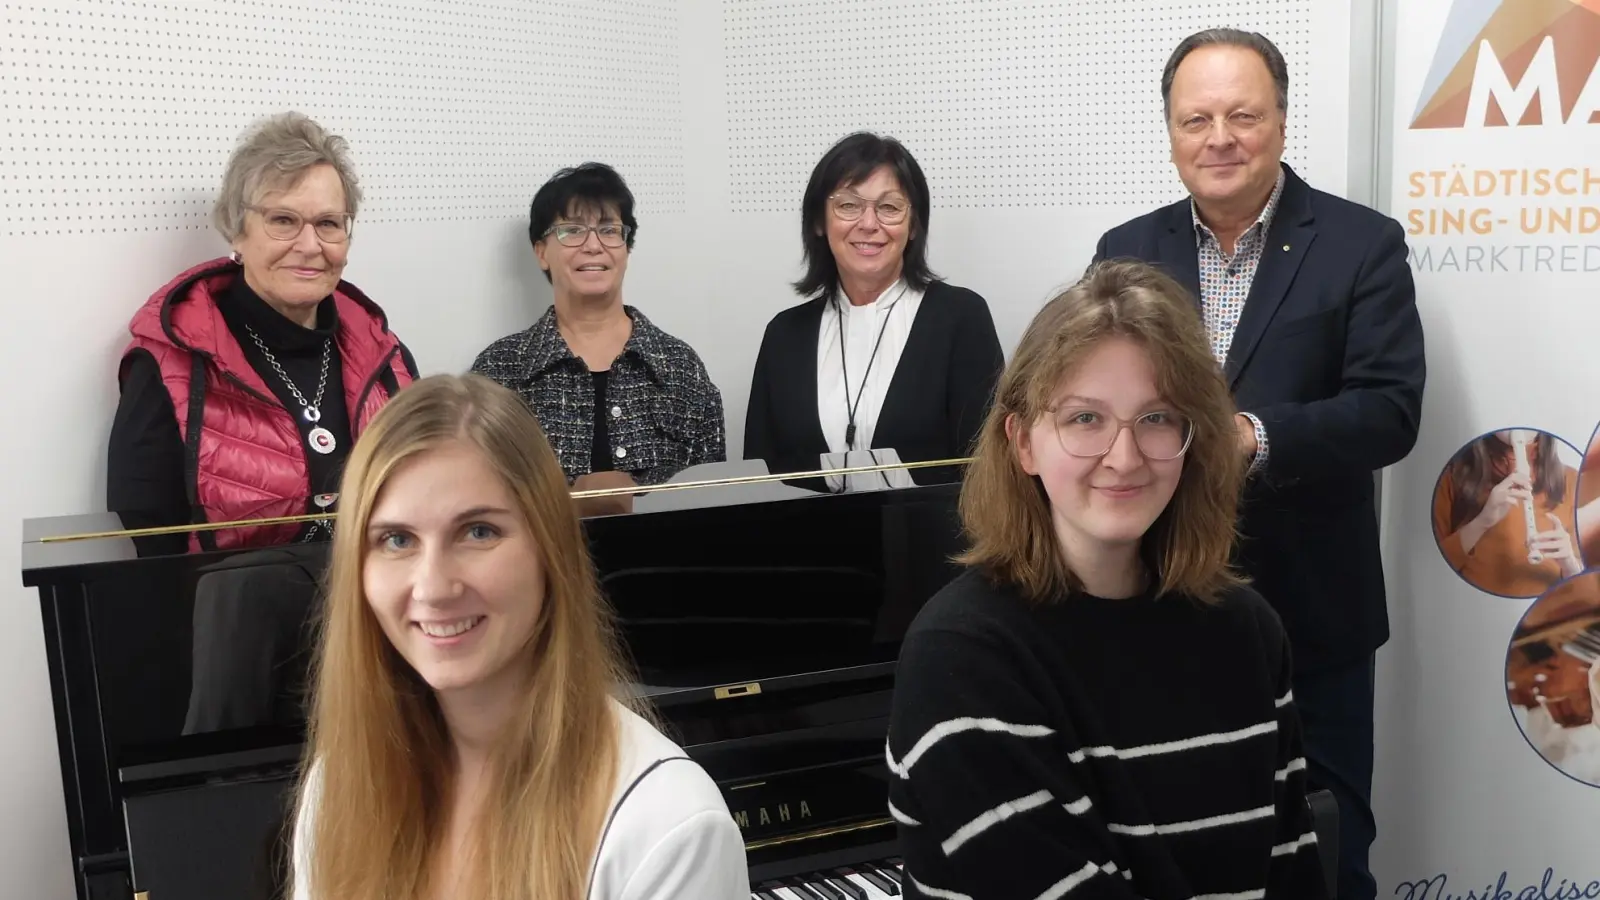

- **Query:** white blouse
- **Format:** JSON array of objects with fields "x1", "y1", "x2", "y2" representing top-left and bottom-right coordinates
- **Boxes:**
[
  {"x1": 289, "y1": 701, "x2": 749, "y2": 900},
  {"x1": 815, "y1": 280, "x2": 924, "y2": 492}
]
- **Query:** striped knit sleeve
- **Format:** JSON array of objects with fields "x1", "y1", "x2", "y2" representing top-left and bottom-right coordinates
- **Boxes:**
[
  {"x1": 1268, "y1": 634, "x2": 1328, "y2": 900},
  {"x1": 886, "y1": 626, "x2": 1142, "y2": 900}
]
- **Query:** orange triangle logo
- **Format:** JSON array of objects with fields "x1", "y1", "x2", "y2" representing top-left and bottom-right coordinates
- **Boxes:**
[{"x1": 1411, "y1": 0, "x2": 1600, "y2": 128}]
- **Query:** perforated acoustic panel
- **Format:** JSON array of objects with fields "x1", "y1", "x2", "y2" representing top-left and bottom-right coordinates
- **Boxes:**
[
  {"x1": 725, "y1": 0, "x2": 1319, "y2": 211},
  {"x1": 1, "y1": 0, "x2": 684, "y2": 236}
]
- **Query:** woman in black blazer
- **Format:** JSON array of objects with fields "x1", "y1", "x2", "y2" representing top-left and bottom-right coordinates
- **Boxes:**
[{"x1": 744, "y1": 132, "x2": 1004, "y2": 489}]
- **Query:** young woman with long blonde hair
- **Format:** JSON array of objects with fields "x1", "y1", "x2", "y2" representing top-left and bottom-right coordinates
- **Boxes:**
[
  {"x1": 289, "y1": 373, "x2": 748, "y2": 900},
  {"x1": 885, "y1": 261, "x2": 1325, "y2": 899}
]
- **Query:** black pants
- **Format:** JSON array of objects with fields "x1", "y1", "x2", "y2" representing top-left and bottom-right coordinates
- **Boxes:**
[
  {"x1": 183, "y1": 548, "x2": 323, "y2": 735},
  {"x1": 1294, "y1": 653, "x2": 1378, "y2": 900}
]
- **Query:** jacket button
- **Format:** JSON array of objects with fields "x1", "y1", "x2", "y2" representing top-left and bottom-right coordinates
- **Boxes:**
[
  {"x1": 614, "y1": 446, "x2": 627, "y2": 459},
  {"x1": 611, "y1": 405, "x2": 622, "y2": 418}
]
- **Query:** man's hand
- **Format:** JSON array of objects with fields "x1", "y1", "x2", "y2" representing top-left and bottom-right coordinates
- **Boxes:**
[{"x1": 1235, "y1": 413, "x2": 1259, "y2": 458}]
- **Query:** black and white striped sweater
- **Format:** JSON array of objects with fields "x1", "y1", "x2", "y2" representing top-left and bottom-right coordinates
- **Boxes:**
[{"x1": 885, "y1": 569, "x2": 1325, "y2": 900}]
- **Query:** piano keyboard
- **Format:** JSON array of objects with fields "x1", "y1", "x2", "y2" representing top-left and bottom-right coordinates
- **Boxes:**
[
  {"x1": 1562, "y1": 621, "x2": 1600, "y2": 664},
  {"x1": 752, "y1": 857, "x2": 904, "y2": 899}
]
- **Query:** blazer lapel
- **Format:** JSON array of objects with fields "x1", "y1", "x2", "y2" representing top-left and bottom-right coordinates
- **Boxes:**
[
  {"x1": 794, "y1": 298, "x2": 829, "y2": 453},
  {"x1": 1155, "y1": 204, "x2": 1203, "y2": 313},
  {"x1": 1224, "y1": 168, "x2": 1316, "y2": 387},
  {"x1": 874, "y1": 292, "x2": 935, "y2": 451}
]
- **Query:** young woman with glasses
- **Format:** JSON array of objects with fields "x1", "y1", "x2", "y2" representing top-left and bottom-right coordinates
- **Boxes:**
[
  {"x1": 884, "y1": 260, "x2": 1327, "y2": 899},
  {"x1": 471, "y1": 163, "x2": 726, "y2": 512},
  {"x1": 743, "y1": 132, "x2": 1004, "y2": 492}
]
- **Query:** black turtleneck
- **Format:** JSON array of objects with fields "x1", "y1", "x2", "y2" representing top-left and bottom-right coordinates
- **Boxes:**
[
  {"x1": 214, "y1": 278, "x2": 352, "y2": 499},
  {"x1": 107, "y1": 276, "x2": 380, "y2": 540}
]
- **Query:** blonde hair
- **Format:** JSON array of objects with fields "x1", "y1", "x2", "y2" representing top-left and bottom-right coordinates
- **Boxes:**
[
  {"x1": 295, "y1": 373, "x2": 636, "y2": 900},
  {"x1": 958, "y1": 259, "x2": 1245, "y2": 603},
  {"x1": 213, "y1": 111, "x2": 361, "y2": 241}
]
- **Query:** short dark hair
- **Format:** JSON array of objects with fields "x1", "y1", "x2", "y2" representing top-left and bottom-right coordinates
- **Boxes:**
[
  {"x1": 793, "y1": 132, "x2": 937, "y2": 299},
  {"x1": 1161, "y1": 28, "x2": 1289, "y2": 121},
  {"x1": 527, "y1": 162, "x2": 638, "y2": 283}
]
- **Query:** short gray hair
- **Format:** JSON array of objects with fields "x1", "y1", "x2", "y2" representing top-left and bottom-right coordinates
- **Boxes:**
[
  {"x1": 1160, "y1": 28, "x2": 1289, "y2": 121},
  {"x1": 213, "y1": 111, "x2": 362, "y2": 241}
]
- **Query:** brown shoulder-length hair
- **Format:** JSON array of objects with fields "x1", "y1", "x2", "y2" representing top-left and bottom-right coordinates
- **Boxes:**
[
  {"x1": 958, "y1": 259, "x2": 1245, "y2": 603},
  {"x1": 295, "y1": 373, "x2": 638, "y2": 900},
  {"x1": 1444, "y1": 432, "x2": 1566, "y2": 532}
]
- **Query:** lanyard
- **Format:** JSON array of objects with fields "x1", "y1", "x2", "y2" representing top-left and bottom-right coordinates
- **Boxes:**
[{"x1": 836, "y1": 283, "x2": 908, "y2": 449}]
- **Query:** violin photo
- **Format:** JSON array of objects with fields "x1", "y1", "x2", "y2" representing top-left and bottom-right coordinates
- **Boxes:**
[{"x1": 1505, "y1": 571, "x2": 1600, "y2": 787}]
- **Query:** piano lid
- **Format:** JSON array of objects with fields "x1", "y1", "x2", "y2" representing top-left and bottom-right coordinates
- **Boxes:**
[
  {"x1": 21, "y1": 453, "x2": 971, "y2": 583},
  {"x1": 21, "y1": 453, "x2": 969, "y2": 896},
  {"x1": 18, "y1": 454, "x2": 969, "y2": 756}
]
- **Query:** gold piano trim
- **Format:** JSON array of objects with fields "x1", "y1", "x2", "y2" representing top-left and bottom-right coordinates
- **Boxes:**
[
  {"x1": 38, "y1": 456, "x2": 973, "y2": 544},
  {"x1": 714, "y1": 681, "x2": 762, "y2": 700},
  {"x1": 742, "y1": 816, "x2": 894, "y2": 852}
]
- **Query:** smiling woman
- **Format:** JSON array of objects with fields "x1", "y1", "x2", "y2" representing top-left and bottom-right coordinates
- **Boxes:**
[
  {"x1": 106, "y1": 111, "x2": 419, "y2": 553},
  {"x1": 884, "y1": 260, "x2": 1327, "y2": 900},
  {"x1": 291, "y1": 373, "x2": 748, "y2": 900},
  {"x1": 743, "y1": 132, "x2": 1004, "y2": 492},
  {"x1": 471, "y1": 162, "x2": 726, "y2": 504}
]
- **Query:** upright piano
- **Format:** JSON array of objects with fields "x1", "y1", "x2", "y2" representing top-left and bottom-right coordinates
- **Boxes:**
[{"x1": 20, "y1": 455, "x2": 966, "y2": 900}]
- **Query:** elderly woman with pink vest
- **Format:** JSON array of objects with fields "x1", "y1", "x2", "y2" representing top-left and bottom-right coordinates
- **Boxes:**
[{"x1": 108, "y1": 112, "x2": 418, "y2": 552}]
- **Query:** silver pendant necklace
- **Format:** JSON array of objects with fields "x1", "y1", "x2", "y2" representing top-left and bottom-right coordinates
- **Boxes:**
[{"x1": 246, "y1": 325, "x2": 337, "y2": 455}]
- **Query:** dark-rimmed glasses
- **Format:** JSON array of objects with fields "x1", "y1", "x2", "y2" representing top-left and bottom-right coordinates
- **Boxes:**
[
  {"x1": 1048, "y1": 408, "x2": 1194, "y2": 460},
  {"x1": 828, "y1": 192, "x2": 910, "y2": 225},
  {"x1": 250, "y1": 207, "x2": 354, "y2": 243},
  {"x1": 543, "y1": 222, "x2": 632, "y2": 248}
]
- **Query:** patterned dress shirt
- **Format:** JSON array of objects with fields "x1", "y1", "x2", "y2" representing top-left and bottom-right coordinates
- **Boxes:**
[
  {"x1": 470, "y1": 306, "x2": 726, "y2": 486},
  {"x1": 1191, "y1": 169, "x2": 1286, "y2": 474}
]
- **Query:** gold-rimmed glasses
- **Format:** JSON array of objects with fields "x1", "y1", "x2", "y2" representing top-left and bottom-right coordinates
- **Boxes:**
[
  {"x1": 249, "y1": 206, "x2": 354, "y2": 243},
  {"x1": 1048, "y1": 407, "x2": 1194, "y2": 460},
  {"x1": 1171, "y1": 110, "x2": 1271, "y2": 142},
  {"x1": 827, "y1": 192, "x2": 910, "y2": 225}
]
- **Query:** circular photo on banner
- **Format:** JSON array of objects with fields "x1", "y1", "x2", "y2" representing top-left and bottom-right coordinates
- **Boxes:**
[
  {"x1": 1575, "y1": 426, "x2": 1600, "y2": 565},
  {"x1": 1506, "y1": 571, "x2": 1600, "y2": 788},
  {"x1": 1432, "y1": 428, "x2": 1584, "y2": 599}
]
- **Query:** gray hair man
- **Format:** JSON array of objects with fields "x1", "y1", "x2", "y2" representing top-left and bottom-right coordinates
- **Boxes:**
[{"x1": 1094, "y1": 29, "x2": 1426, "y2": 900}]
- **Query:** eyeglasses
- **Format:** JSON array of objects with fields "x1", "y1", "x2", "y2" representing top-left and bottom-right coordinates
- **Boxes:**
[
  {"x1": 544, "y1": 222, "x2": 632, "y2": 248},
  {"x1": 1171, "y1": 110, "x2": 1271, "y2": 142},
  {"x1": 1048, "y1": 408, "x2": 1194, "y2": 461},
  {"x1": 828, "y1": 192, "x2": 910, "y2": 225},
  {"x1": 250, "y1": 207, "x2": 353, "y2": 243}
]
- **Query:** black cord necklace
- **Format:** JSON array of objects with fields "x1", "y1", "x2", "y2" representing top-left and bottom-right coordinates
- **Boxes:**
[{"x1": 836, "y1": 282, "x2": 909, "y2": 450}]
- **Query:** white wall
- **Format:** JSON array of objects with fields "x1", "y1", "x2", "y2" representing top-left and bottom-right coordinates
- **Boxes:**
[{"x1": 0, "y1": 2, "x2": 1358, "y2": 896}]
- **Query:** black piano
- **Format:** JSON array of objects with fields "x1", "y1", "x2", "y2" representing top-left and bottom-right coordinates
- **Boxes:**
[{"x1": 21, "y1": 455, "x2": 966, "y2": 900}]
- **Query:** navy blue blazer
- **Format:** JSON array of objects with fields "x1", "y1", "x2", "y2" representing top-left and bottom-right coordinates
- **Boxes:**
[{"x1": 1094, "y1": 163, "x2": 1425, "y2": 674}]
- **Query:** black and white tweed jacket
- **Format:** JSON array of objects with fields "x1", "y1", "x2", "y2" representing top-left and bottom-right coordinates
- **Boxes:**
[{"x1": 470, "y1": 306, "x2": 726, "y2": 486}]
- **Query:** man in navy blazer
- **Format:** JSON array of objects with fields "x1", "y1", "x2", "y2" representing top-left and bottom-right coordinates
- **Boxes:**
[{"x1": 1094, "y1": 29, "x2": 1424, "y2": 900}]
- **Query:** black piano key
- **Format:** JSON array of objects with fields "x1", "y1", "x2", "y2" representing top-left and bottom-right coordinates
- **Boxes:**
[
  {"x1": 869, "y1": 862, "x2": 902, "y2": 887},
  {"x1": 785, "y1": 878, "x2": 827, "y2": 900},
  {"x1": 754, "y1": 891, "x2": 784, "y2": 900},
  {"x1": 857, "y1": 866, "x2": 899, "y2": 895},
  {"x1": 807, "y1": 876, "x2": 846, "y2": 900},
  {"x1": 824, "y1": 872, "x2": 868, "y2": 900},
  {"x1": 756, "y1": 881, "x2": 792, "y2": 900}
]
